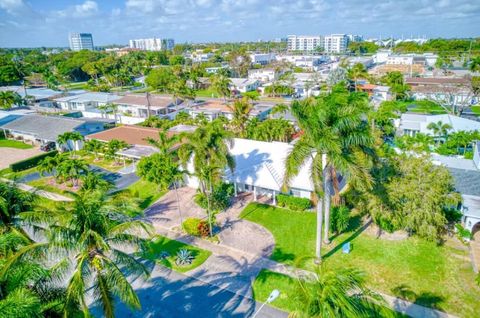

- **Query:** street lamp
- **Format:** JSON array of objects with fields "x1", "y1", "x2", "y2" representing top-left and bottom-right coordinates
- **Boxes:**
[{"x1": 251, "y1": 289, "x2": 280, "y2": 318}]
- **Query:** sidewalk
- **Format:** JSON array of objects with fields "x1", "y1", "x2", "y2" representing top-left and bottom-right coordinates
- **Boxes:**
[{"x1": 1, "y1": 178, "x2": 73, "y2": 201}]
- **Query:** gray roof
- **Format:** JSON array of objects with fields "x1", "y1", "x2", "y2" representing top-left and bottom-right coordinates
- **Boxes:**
[
  {"x1": 0, "y1": 115, "x2": 89, "y2": 141},
  {"x1": 448, "y1": 168, "x2": 480, "y2": 196}
]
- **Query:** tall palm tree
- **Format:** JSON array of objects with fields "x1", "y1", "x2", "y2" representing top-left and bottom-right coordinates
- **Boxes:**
[
  {"x1": 146, "y1": 131, "x2": 179, "y2": 156},
  {"x1": 57, "y1": 132, "x2": 84, "y2": 155},
  {"x1": 427, "y1": 121, "x2": 452, "y2": 145},
  {"x1": 284, "y1": 85, "x2": 374, "y2": 261},
  {"x1": 178, "y1": 121, "x2": 235, "y2": 236},
  {"x1": 0, "y1": 181, "x2": 35, "y2": 241},
  {"x1": 347, "y1": 63, "x2": 369, "y2": 92},
  {"x1": 16, "y1": 190, "x2": 153, "y2": 318},
  {"x1": 57, "y1": 158, "x2": 88, "y2": 187},
  {"x1": 84, "y1": 139, "x2": 105, "y2": 161},
  {"x1": 291, "y1": 266, "x2": 388, "y2": 318},
  {"x1": 211, "y1": 73, "x2": 232, "y2": 103},
  {"x1": 226, "y1": 97, "x2": 253, "y2": 138}
]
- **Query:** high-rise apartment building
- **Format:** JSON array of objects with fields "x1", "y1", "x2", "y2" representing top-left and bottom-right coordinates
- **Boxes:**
[
  {"x1": 287, "y1": 35, "x2": 324, "y2": 51},
  {"x1": 324, "y1": 34, "x2": 349, "y2": 53},
  {"x1": 69, "y1": 33, "x2": 94, "y2": 51},
  {"x1": 128, "y1": 38, "x2": 175, "y2": 51}
]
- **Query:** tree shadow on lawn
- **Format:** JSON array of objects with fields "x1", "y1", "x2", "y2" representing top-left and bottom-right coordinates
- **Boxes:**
[
  {"x1": 322, "y1": 215, "x2": 371, "y2": 260},
  {"x1": 271, "y1": 248, "x2": 300, "y2": 264},
  {"x1": 391, "y1": 284, "x2": 446, "y2": 313}
]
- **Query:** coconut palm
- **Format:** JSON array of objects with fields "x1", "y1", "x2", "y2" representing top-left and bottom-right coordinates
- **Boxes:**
[
  {"x1": 15, "y1": 190, "x2": 153, "y2": 318},
  {"x1": 227, "y1": 97, "x2": 253, "y2": 138},
  {"x1": 347, "y1": 63, "x2": 369, "y2": 91},
  {"x1": 146, "y1": 131, "x2": 179, "y2": 156},
  {"x1": 84, "y1": 139, "x2": 105, "y2": 161},
  {"x1": 284, "y1": 85, "x2": 374, "y2": 261},
  {"x1": 0, "y1": 91, "x2": 23, "y2": 109},
  {"x1": 178, "y1": 121, "x2": 235, "y2": 235},
  {"x1": 291, "y1": 266, "x2": 389, "y2": 318},
  {"x1": 427, "y1": 121, "x2": 452, "y2": 145},
  {"x1": 211, "y1": 72, "x2": 232, "y2": 102},
  {"x1": 57, "y1": 158, "x2": 88, "y2": 187},
  {"x1": 80, "y1": 172, "x2": 113, "y2": 192},
  {"x1": 57, "y1": 132, "x2": 84, "y2": 156}
]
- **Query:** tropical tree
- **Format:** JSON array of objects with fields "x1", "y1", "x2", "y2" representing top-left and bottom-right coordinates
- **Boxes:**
[
  {"x1": 270, "y1": 103, "x2": 289, "y2": 116},
  {"x1": 326, "y1": 67, "x2": 348, "y2": 88},
  {"x1": 0, "y1": 181, "x2": 35, "y2": 240},
  {"x1": 427, "y1": 121, "x2": 452, "y2": 145},
  {"x1": 80, "y1": 172, "x2": 113, "y2": 192},
  {"x1": 15, "y1": 190, "x2": 153, "y2": 318},
  {"x1": 211, "y1": 72, "x2": 231, "y2": 102},
  {"x1": 57, "y1": 132, "x2": 84, "y2": 156},
  {"x1": 227, "y1": 97, "x2": 253, "y2": 138},
  {"x1": 381, "y1": 72, "x2": 409, "y2": 100},
  {"x1": 178, "y1": 121, "x2": 235, "y2": 236},
  {"x1": 347, "y1": 63, "x2": 369, "y2": 91},
  {"x1": 284, "y1": 85, "x2": 374, "y2": 261},
  {"x1": 0, "y1": 90, "x2": 23, "y2": 109},
  {"x1": 291, "y1": 266, "x2": 389, "y2": 318},
  {"x1": 56, "y1": 157, "x2": 88, "y2": 187},
  {"x1": 83, "y1": 139, "x2": 105, "y2": 161},
  {"x1": 105, "y1": 139, "x2": 128, "y2": 164}
]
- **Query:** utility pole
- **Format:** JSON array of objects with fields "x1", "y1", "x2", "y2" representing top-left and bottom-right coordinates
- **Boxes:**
[{"x1": 146, "y1": 91, "x2": 152, "y2": 118}]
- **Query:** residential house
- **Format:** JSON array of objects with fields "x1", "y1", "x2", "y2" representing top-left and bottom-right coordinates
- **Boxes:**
[
  {"x1": 0, "y1": 114, "x2": 106, "y2": 149},
  {"x1": 249, "y1": 53, "x2": 276, "y2": 65},
  {"x1": 187, "y1": 100, "x2": 272, "y2": 121},
  {"x1": 248, "y1": 69, "x2": 282, "y2": 83},
  {"x1": 396, "y1": 113, "x2": 480, "y2": 136},
  {"x1": 55, "y1": 92, "x2": 121, "y2": 112},
  {"x1": 0, "y1": 86, "x2": 64, "y2": 107},
  {"x1": 229, "y1": 78, "x2": 261, "y2": 93},
  {"x1": 113, "y1": 94, "x2": 184, "y2": 122}
]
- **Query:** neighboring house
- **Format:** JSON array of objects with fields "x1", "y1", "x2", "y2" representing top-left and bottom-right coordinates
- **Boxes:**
[
  {"x1": 0, "y1": 86, "x2": 64, "y2": 107},
  {"x1": 276, "y1": 55, "x2": 325, "y2": 71},
  {"x1": 357, "y1": 83, "x2": 392, "y2": 106},
  {"x1": 248, "y1": 69, "x2": 281, "y2": 83},
  {"x1": 396, "y1": 113, "x2": 480, "y2": 136},
  {"x1": 0, "y1": 114, "x2": 106, "y2": 149},
  {"x1": 55, "y1": 92, "x2": 121, "y2": 111},
  {"x1": 431, "y1": 148, "x2": 480, "y2": 235},
  {"x1": 250, "y1": 53, "x2": 276, "y2": 65},
  {"x1": 113, "y1": 94, "x2": 184, "y2": 120},
  {"x1": 185, "y1": 138, "x2": 346, "y2": 202},
  {"x1": 187, "y1": 100, "x2": 272, "y2": 121},
  {"x1": 347, "y1": 57, "x2": 374, "y2": 68},
  {"x1": 229, "y1": 78, "x2": 261, "y2": 93}
]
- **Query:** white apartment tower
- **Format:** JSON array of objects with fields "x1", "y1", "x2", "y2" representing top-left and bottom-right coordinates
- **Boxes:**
[
  {"x1": 287, "y1": 35, "x2": 324, "y2": 51},
  {"x1": 129, "y1": 38, "x2": 175, "y2": 51},
  {"x1": 69, "y1": 33, "x2": 94, "y2": 51},
  {"x1": 324, "y1": 34, "x2": 349, "y2": 53}
]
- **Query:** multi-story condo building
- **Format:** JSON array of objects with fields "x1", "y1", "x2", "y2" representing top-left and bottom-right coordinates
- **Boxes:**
[
  {"x1": 324, "y1": 34, "x2": 349, "y2": 53},
  {"x1": 287, "y1": 35, "x2": 324, "y2": 51},
  {"x1": 347, "y1": 34, "x2": 363, "y2": 42},
  {"x1": 129, "y1": 38, "x2": 174, "y2": 51},
  {"x1": 69, "y1": 33, "x2": 94, "y2": 51}
]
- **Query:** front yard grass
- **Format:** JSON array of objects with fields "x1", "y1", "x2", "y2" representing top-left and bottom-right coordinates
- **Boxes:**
[
  {"x1": 126, "y1": 179, "x2": 166, "y2": 209},
  {"x1": 78, "y1": 152, "x2": 128, "y2": 172},
  {"x1": 0, "y1": 139, "x2": 33, "y2": 149},
  {"x1": 27, "y1": 177, "x2": 76, "y2": 197},
  {"x1": 241, "y1": 203, "x2": 480, "y2": 317},
  {"x1": 1, "y1": 166, "x2": 39, "y2": 180},
  {"x1": 141, "y1": 235, "x2": 211, "y2": 273}
]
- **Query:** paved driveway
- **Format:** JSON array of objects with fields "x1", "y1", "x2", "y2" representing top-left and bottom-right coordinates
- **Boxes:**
[{"x1": 0, "y1": 146, "x2": 43, "y2": 169}]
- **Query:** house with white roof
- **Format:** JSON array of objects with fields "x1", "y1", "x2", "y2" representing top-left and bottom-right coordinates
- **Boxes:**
[
  {"x1": 248, "y1": 69, "x2": 282, "y2": 83},
  {"x1": 0, "y1": 86, "x2": 64, "y2": 107},
  {"x1": 55, "y1": 92, "x2": 121, "y2": 111},
  {"x1": 396, "y1": 113, "x2": 480, "y2": 137},
  {"x1": 229, "y1": 78, "x2": 261, "y2": 93}
]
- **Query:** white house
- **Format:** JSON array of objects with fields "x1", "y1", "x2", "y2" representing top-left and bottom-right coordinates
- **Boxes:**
[
  {"x1": 55, "y1": 92, "x2": 121, "y2": 111},
  {"x1": 397, "y1": 113, "x2": 480, "y2": 136},
  {"x1": 185, "y1": 138, "x2": 315, "y2": 201},
  {"x1": 229, "y1": 78, "x2": 261, "y2": 93},
  {"x1": 249, "y1": 53, "x2": 276, "y2": 65},
  {"x1": 248, "y1": 69, "x2": 281, "y2": 83},
  {"x1": 187, "y1": 100, "x2": 272, "y2": 121}
]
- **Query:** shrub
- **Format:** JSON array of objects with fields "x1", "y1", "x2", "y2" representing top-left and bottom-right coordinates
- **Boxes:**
[
  {"x1": 455, "y1": 224, "x2": 472, "y2": 241},
  {"x1": 195, "y1": 183, "x2": 235, "y2": 211},
  {"x1": 10, "y1": 150, "x2": 58, "y2": 172},
  {"x1": 331, "y1": 205, "x2": 350, "y2": 234},
  {"x1": 277, "y1": 193, "x2": 312, "y2": 211},
  {"x1": 182, "y1": 218, "x2": 202, "y2": 236},
  {"x1": 197, "y1": 221, "x2": 210, "y2": 237},
  {"x1": 175, "y1": 249, "x2": 194, "y2": 266}
]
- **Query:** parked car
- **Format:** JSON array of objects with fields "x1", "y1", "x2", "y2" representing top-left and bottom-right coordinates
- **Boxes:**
[{"x1": 40, "y1": 142, "x2": 56, "y2": 152}]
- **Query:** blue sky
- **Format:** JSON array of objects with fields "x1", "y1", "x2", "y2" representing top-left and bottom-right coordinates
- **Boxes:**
[{"x1": 0, "y1": 0, "x2": 479, "y2": 47}]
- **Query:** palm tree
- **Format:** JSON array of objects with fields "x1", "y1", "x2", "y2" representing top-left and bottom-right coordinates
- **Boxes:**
[
  {"x1": 57, "y1": 132, "x2": 84, "y2": 156},
  {"x1": 16, "y1": 190, "x2": 153, "y2": 318},
  {"x1": 0, "y1": 181, "x2": 35, "y2": 241},
  {"x1": 0, "y1": 91, "x2": 23, "y2": 109},
  {"x1": 348, "y1": 63, "x2": 369, "y2": 92},
  {"x1": 84, "y1": 139, "x2": 105, "y2": 161},
  {"x1": 291, "y1": 266, "x2": 388, "y2": 318},
  {"x1": 178, "y1": 121, "x2": 235, "y2": 236},
  {"x1": 284, "y1": 85, "x2": 374, "y2": 262},
  {"x1": 270, "y1": 103, "x2": 289, "y2": 116},
  {"x1": 57, "y1": 158, "x2": 88, "y2": 187},
  {"x1": 105, "y1": 139, "x2": 128, "y2": 164},
  {"x1": 427, "y1": 121, "x2": 452, "y2": 145},
  {"x1": 226, "y1": 97, "x2": 253, "y2": 138},
  {"x1": 146, "y1": 130, "x2": 179, "y2": 156},
  {"x1": 211, "y1": 73, "x2": 232, "y2": 103},
  {"x1": 80, "y1": 172, "x2": 113, "y2": 192}
]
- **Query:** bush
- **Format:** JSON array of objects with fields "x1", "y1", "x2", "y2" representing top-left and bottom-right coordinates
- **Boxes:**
[
  {"x1": 331, "y1": 205, "x2": 350, "y2": 234},
  {"x1": 195, "y1": 183, "x2": 235, "y2": 211},
  {"x1": 455, "y1": 224, "x2": 472, "y2": 241},
  {"x1": 277, "y1": 194, "x2": 312, "y2": 211},
  {"x1": 10, "y1": 150, "x2": 58, "y2": 172},
  {"x1": 182, "y1": 218, "x2": 202, "y2": 236}
]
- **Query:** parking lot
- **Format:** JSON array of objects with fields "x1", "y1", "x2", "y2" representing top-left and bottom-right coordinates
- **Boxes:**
[{"x1": 0, "y1": 147, "x2": 43, "y2": 169}]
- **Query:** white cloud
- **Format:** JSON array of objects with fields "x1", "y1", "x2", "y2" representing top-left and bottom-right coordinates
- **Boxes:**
[
  {"x1": 0, "y1": 0, "x2": 25, "y2": 13},
  {"x1": 74, "y1": 0, "x2": 98, "y2": 16}
]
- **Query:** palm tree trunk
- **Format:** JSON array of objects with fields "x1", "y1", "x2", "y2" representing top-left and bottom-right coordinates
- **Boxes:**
[
  {"x1": 315, "y1": 195, "x2": 324, "y2": 263},
  {"x1": 174, "y1": 182, "x2": 184, "y2": 226},
  {"x1": 207, "y1": 179, "x2": 213, "y2": 237},
  {"x1": 323, "y1": 178, "x2": 331, "y2": 245}
]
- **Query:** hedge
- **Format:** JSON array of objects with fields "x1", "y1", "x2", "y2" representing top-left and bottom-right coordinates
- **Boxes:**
[
  {"x1": 182, "y1": 218, "x2": 203, "y2": 236},
  {"x1": 10, "y1": 150, "x2": 58, "y2": 172},
  {"x1": 277, "y1": 193, "x2": 312, "y2": 211}
]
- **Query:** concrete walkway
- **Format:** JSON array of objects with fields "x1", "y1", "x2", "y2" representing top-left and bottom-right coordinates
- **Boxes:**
[
  {"x1": 146, "y1": 188, "x2": 458, "y2": 318},
  {"x1": 1, "y1": 178, "x2": 73, "y2": 201}
]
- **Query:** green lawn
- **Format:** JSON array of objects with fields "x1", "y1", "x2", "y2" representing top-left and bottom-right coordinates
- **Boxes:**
[
  {"x1": 28, "y1": 177, "x2": 75, "y2": 197},
  {"x1": 253, "y1": 270, "x2": 406, "y2": 317},
  {"x1": 400, "y1": 100, "x2": 447, "y2": 115},
  {"x1": 0, "y1": 139, "x2": 33, "y2": 149},
  {"x1": 126, "y1": 179, "x2": 166, "y2": 209},
  {"x1": 141, "y1": 235, "x2": 211, "y2": 273},
  {"x1": 241, "y1": 203, "x2": 480, "y2": 317},
  {"x1": 196, "y1": 88, "x2": 219, "y2": 98},
  {"x1": 471, "y1": 106, "x2": 480, "y2": 115},
  {"x1": 1, "y1": 166, "x2": 39, "y2": 180},
  {"x1": 78, "y1": 152, "x2": 128, "y2": 172}
]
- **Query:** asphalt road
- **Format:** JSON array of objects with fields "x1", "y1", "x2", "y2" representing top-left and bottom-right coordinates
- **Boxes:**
[{"x1": 95, "y1": 266, "x2": 287, "y2": 318}]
